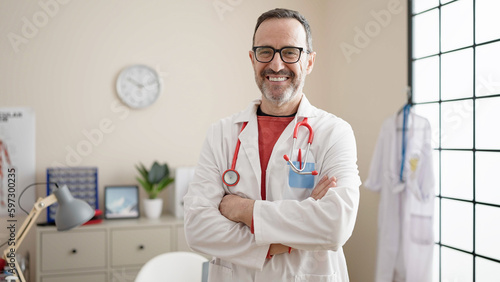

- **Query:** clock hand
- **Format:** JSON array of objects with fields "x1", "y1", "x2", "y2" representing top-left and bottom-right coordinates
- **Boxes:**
[
  {"x1": 143, "y1": 81, "x2": 159, "y2": 91},
  {"x1": 127, "y1": 77, "x2": 144, "y2": 89}
]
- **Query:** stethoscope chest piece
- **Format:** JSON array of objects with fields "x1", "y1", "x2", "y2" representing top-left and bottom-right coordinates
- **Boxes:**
[
  {"x1": 222, "y1": 122, "x2": 247, "y2": 187},
  {"x1": 222, "y1": 169, "x2": 240, "y2": 186}
]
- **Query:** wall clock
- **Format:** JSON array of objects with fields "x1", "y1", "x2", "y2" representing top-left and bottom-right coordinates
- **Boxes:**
[{"x1": 116, "y1": 65, "x2": 161, "y2": 108}]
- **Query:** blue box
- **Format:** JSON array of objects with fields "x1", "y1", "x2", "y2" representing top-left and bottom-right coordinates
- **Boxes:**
[{"x1": 46, "y1": 167, "x2": 98, "y2": 223}]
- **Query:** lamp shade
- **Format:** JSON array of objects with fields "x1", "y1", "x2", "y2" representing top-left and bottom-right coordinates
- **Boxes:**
[{"x1": 53, "y1": 185, "x2": 95, "y2": 231}]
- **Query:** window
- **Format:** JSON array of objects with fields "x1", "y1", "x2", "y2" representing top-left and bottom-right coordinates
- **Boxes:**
[{"x1": 409, "y1": 0, "x2": 500, "y2": 281}]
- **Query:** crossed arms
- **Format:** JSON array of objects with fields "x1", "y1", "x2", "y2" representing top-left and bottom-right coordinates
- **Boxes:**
[{"x1": 218, "y1": 175, "x2": 337, "y2": 256}]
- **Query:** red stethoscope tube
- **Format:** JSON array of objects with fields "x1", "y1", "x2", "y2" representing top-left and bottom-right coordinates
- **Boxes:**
[
  {"x1": 222, "y1": 122, "x2": 248, "y2": 186},
  {"x1": 283, "y1": 118, "x2": 318, "y2": 175}
]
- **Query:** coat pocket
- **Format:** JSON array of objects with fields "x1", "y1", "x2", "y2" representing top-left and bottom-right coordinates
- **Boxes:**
[
  {"x1": 288, "y1": 161, "x2": 316, "y2": 189},
  {"x1": 207, "y1": 260, "x2": 233, "y2": 282},
  {"x1": 410, "y1": 214, "x2": 433, "y2": 245}
]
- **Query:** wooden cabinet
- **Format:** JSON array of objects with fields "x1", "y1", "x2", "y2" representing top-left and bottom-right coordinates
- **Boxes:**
[
  {"x1": 110, "y1": 227, "x2": 171, "y2": 267},
  {"x1": 40, "y1": 230, "x2": 107, "y2": 272},
  {"x1": 36, "y1": 215, "x2": 187, "y2": 282}
]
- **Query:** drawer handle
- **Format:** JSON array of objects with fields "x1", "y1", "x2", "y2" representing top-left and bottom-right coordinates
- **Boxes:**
[
  {"x1": 139, "y1": 245, "x2": 145, "y2": 250},
  {"x1": 71, "y1": 249, "x2": 78, "y2": 254}
]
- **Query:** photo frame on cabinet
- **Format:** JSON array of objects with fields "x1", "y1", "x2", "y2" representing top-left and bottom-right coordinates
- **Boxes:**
[{"x1": 104, "y1": 185, "x2": 139, "y2": 219}]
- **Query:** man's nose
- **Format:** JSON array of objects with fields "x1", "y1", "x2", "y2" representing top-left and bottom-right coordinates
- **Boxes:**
[{"x1": 268, "y1": 52, "x2": 286, "y2": 72}]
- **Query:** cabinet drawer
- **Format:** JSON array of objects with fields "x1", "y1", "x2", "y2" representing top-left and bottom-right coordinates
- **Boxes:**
[
  {"x1": 41, "y1": 230, "x2": 106, "y2": 272},
  {"x1": 41, "y1": 272, "x2": 107, "y2": 282},
  {"x1": 111, "y1": 227, "x2": 171, "y2": 266}
]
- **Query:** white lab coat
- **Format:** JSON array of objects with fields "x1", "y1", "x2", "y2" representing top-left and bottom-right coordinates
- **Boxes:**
[
  {"x1": 184, "y1": 96, "x2": 361, "y2": 282},
  {"x1": 365, "y1": 110, "x2": 435, "y2": 282}
]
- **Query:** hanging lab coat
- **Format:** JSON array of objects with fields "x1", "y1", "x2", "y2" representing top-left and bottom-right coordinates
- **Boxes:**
[
  {"x1": 365, "y1": 110, "x2": 435, "y2": 282},
  {"x1": 184, "y1": 96, "x2": 361, "y2": 282}
]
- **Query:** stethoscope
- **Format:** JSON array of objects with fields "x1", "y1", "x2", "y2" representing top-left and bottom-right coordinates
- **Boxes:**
[
  {"x1": 222, "y1": 122, "x2": 248, "y2": 186},
  {"x1": 398, "y1": 104, "x2": 428, "y2": 201},
  {"x1": 283, "y1": 118, "x2": 318, "y2": 176},
  {"x1": 400, "y1": 104, "x2": 411, "y2": 182},
  {"x1": 222, "y1": 118, "x2": 318, "y2": 187}
]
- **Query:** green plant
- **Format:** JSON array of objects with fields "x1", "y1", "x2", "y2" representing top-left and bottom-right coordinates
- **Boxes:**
[{"x1": 135, "y1": 161, "x2": 174, "y2": 199}]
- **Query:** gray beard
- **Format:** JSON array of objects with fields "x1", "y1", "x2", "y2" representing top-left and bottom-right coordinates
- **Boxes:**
[
  {"x1": 260, "y1": 83, "x2": 296, "y2": 106},
  {"x1": 257, "y1": 72, "x2": 305, "y2": 106}
]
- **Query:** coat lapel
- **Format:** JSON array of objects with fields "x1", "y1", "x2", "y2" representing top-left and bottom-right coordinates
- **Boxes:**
[
  {"x1": 234, "y1": 100, "x2": 262, "y2": 189},
  {"x1": 238, "y1": 117, "x2": 262, "y2": 189}
]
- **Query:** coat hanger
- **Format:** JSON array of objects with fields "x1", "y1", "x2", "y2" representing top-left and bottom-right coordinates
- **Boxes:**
[
  {"x1": 397, "y1": 86, "x2": 413, "y2": 131},
  {"x1": 406, "y1": 86, "x2": 413, "y2": 106},
  {"x1": 397, "y1": 86, "x2": 413, "y2": 115}
]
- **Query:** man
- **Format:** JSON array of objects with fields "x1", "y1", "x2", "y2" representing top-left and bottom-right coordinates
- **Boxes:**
[{"x1": 184, "y1": 8, "x2": 361, "y2": 281}]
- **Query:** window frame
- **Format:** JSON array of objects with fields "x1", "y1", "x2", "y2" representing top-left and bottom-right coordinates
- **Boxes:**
[{"x1": 408, "y1": 0, "x2": 500, "y2": 281}]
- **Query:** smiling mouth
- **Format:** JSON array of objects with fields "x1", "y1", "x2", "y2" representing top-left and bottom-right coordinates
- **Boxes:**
[{"x1": 267, "y1": 76, "x2": 288, "y2": 82}]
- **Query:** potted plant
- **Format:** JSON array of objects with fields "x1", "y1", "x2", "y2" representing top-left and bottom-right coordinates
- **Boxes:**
[{"x1": 136, "y1": 161, "x2": 174, "y2": 218}]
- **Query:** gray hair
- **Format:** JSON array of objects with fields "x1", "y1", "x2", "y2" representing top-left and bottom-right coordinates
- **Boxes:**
[{"x1": 252, "y1": 8, "x2": 313, "y2": 53}]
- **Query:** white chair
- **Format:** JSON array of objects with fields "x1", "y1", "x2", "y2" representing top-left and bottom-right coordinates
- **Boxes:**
[{"x1": 135, "y1": 251, "x2": 209, "y2": 282}]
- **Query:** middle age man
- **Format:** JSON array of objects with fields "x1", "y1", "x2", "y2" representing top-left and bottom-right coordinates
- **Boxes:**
[{"x1": 184, "y1": 8, "x2": 361, "y2": 281}]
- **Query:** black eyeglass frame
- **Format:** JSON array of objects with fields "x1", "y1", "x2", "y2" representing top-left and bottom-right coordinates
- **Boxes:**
[{"x1": 252, "y1": 46, "x2": 309, "y2": 64}]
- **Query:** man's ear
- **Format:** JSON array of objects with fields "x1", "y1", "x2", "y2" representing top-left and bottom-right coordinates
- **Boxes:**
[
  {"x1": 306, "y1": 51, "x2": 316, "y2": 74},
  {"x1": 249, "y1": 50, "x2": 256, "y2": 67}
]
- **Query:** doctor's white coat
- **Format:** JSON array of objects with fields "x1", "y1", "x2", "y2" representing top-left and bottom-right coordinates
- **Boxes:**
[
  {"x1": 365, "y1": 110, "x2": 435, "y2": 282},
  {"x1": 184, "y1": 96, "x2": 361, "y2": 282}
]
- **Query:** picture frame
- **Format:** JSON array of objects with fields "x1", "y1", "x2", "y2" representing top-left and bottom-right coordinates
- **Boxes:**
[{"x1": 104, "y1": 185, "x2": 139, "y2": 219}]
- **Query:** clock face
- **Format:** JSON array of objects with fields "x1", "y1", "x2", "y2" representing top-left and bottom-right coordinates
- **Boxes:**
[{"x1": 116, "y1": 65, "x2": 161, "y2": 108}]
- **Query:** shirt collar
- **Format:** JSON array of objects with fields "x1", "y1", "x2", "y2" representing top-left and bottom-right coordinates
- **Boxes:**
[{"x1": 234, "y1": 94, "x2": 317, "y2": 124}]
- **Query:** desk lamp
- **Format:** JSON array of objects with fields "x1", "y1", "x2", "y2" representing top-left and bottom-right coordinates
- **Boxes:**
[{"x1": 2, "y1": 184, "x2": 94, "y2": 282}]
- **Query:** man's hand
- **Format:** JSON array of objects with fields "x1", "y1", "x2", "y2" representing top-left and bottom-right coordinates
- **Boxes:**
[
  {"x1": 269, "y1": 243, "x2": 292, "y2": 256},
  {"x1": 310, "y1": 175, "x2": 337, "y2": 200},
  {"x1": 219, "y1": 194, "x2": 255, "y2": 227}
]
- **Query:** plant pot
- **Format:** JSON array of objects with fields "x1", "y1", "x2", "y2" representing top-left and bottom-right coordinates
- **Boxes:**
[{"x1": 143, "y1": 198, "x2": 163, "y2": 219}]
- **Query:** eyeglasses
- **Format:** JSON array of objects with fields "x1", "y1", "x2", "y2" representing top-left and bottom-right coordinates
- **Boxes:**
[{"x1": 252, "y1": 46, "x2": 307, "y2": 64}]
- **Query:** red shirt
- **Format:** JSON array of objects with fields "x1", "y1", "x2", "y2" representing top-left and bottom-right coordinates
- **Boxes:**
[{"x1": 257, "y1": 115, "x2": 294, "y2": 200}]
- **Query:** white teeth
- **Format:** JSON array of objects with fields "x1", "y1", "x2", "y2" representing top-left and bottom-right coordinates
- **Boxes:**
[{"x1": 269, "y1": 77, "x2": 287, "y2": 82}]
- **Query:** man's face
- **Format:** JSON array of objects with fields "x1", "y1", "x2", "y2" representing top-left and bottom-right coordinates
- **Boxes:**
[{"x1": 250, "y1": 18, "x2": 315, "y2": 107}]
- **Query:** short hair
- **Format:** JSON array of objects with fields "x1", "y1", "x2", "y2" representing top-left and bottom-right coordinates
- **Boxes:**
[{"x1": 252, "y1": 8, "x2": 313, "y2": 53}]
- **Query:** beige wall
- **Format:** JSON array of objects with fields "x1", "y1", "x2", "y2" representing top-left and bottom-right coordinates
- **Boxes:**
[
  {"x1": 0, "y1": 0, "x2": 407, "y2": 281},
  {"x1": 325, "y1": 1, "x2": 408, "y2": 281}
]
